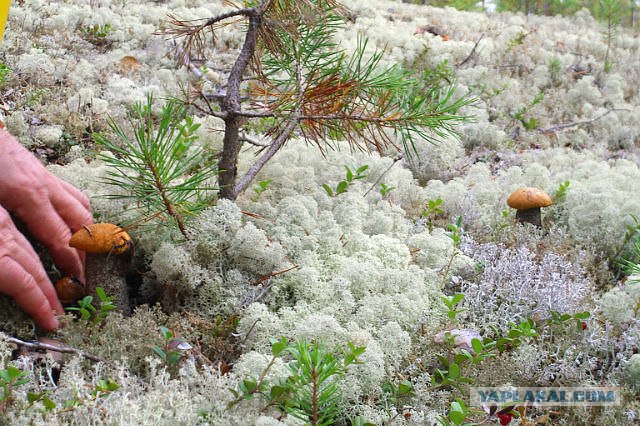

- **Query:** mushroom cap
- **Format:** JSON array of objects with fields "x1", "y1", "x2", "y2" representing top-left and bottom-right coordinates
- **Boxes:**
[
  {"x1": 69, "y1": 223, "x2": 132, "y2": 255},
  {"x1": 54, "y1": 276, "x2": 86, "y2": 305},
  {"x1": 507, "y1": 187, "x2": 553, "y2": 210}
]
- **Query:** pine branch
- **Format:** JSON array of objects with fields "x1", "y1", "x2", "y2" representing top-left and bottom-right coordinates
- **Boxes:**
[{"x1": 95, "y1": 95, "x2": 217, "y2": 236}]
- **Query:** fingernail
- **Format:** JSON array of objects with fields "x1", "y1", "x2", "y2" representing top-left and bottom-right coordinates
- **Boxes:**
[{"x1": 43, "y1": 317, "x2": 59, "y2": 331}]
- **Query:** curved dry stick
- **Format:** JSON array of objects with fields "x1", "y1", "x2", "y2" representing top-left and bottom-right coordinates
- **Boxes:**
[
  {"x1": 7, "y1": 336, "x2": 105, "y2": 363},
  {"x1": 538, "y1": 108, "x2": 631, "y2": 134}
]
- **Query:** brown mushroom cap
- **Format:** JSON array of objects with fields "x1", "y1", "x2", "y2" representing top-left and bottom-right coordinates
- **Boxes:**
[
  {"x1": 54, "y1": 276, "x2": 86, "y2": 305},
  {"x1": 507, "y1": 187, "x2": 553, "y2": 210}
]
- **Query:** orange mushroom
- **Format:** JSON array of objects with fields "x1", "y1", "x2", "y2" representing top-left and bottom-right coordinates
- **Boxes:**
[
  {"x1": 69, "y1": 223, "x2": 132, "y2": 255},
  {"x1": 507, "y1": 187, "x2": 552, "y2": 227},
  {"x1": 68, "y1": 223, "x2": 133, "y2": 314}
]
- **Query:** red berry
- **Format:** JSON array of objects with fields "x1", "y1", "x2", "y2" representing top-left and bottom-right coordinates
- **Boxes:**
[
  {"x1": 581, "y1": 321, "x2": 588, "y2": 330},
  {"x1": 497, "y1": 413, "x2": 513, "y2": 425}
]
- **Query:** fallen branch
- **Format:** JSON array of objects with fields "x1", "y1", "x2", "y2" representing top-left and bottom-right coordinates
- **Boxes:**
[
  {"x1": 363, "y1": 152, "x2": 404, "y2": 197},
  {"x1": 457, "y1": 33, "x2": 484, "y2": 68},
  {"x1": 251, "y1": 264, "x2": 300, "y2": 286},
  {"x1": 538, "y1": 108, "x2": 632, "y2": 134},
  {"x1": 241, "y1": 209, "x2": 274, "y2": 222},
  {"x1": 7, "y1": 336, "x2": 105, "y2": 363}
]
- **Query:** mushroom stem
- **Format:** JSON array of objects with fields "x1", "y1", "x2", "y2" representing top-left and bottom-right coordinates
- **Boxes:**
[
  {"x1": 85, "y1": 253, "x2": 131, "y2": 315},
  {"x1": 515, "y1": 207, "x2": 542, "y2": 227}
]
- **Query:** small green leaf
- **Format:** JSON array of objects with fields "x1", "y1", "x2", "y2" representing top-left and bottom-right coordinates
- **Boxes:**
[
  {"x1": 241, "y1": 379, "x2": 258, "y2": 394},
  {"x1": 96, "y1": 287, "x2": 107, "y2": 301},
  {"x1": 448, "y1": 362, "x2": 460, "y2": 380},
  {"x1": 6, "y1": 366, "x2": 23, "y2": 379},
  {"x1": 336, "y1": 181, "x2": 349, "y2": 194},
  {"x1": 322, "y1": 183, "x2": 334, "y2": 197},
  {"x1": 455, "y1": 351, "x2": 472, "y2": 364},
  {"x1": 151, "y1": 345, "x2": 167, "y2": 360},
  {"x1": 451, "y1": 293, "x2": 465, "y2": 305},
  {"x1": 271, "y1": 337, "x2": 288, "y2": 356},
  {"x1": 159, "y1": 326, "x2": 173, "y2": 339},
  {"x1": 345, "y1": 165, "x2": 353, "y2": 182},
  {"x1": 397, "y1": 380, "x2": 414, "y2": 396},
  {"x1": 27, "y1": 392, "x2": 41, "y2": 403},
  {"x1": 167, "y1": 352, "x2": 182, "y2": 366},
  {"x1": 471, "y1": 338, "x2": 483, "y2": 354},
  {"x1": 449, "y1": 401, "x2": 466, "y2": 425},
  {"x1": 15, "y1": 377, "x2": 29, "y2": 386},
  {"x1": 270, "y1": 384, "x2": 287, "y2": 399},
  {"x1": 64, "y1": 398, "x2": 80, "y2": 408},
  {"x1": 43, "y1": 397, "x2": 56, "y2": 410}
]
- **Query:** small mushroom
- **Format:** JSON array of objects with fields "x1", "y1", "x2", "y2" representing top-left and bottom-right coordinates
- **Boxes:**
[
  {"x1": 69, "y1": 223, "x2": 133, "y2": 314},
  {"x1": 507, "y1": 187, "x2": 552, "y2": 227},
  {"x1": 118, "y1": 55, "x2": 141, "y2": 74},
  {"x1": 54, "y1": 276, "x2": 86, "y2": 305}
]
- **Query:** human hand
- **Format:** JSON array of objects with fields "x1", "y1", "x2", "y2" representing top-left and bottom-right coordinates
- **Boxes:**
[
  {"x1": 0, "y1": 130, "x2": 93, "y2": 329},
  {"x1": 0, "y1": 205, "x2": 64, "y2": 330}
]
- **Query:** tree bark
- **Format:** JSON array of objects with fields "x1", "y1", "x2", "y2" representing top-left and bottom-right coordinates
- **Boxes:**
[{"x1": 218, "y1": 9, "x2": 262, "y2": 200}]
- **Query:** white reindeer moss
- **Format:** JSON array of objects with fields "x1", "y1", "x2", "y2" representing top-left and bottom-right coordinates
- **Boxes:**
[
  {"x1": 4, "y1": 0, "x2": 640, "y2": 423},
  {"x1": 627, "y1": 354, "x2": 640, "y2": 391},
  {"x1": 599, "y1": 286, "x2": 638, "y2": 325}
]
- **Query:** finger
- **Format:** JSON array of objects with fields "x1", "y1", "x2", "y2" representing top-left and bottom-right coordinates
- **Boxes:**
[
  {"x1": 0, "y1": 257, "x2": 59, "y2": 331},
  {"x1": 6, "y1": 227, "x2": 64, "y2": 315},
  {"x1": 50, "y1": 181, "x2": 93, "y2": 232},
  {"x1": 50, "y1": 187, "x2": 91, "y2": 282},
  {"x1": 0, "y1": 207, "x2": 63, "y2": 316},
  {"x1": 15, "y1": 200, "x2": 85, "y2": 279},
  {"x1": 59, "y1": 179, "x2": 92, "y2": 212}
]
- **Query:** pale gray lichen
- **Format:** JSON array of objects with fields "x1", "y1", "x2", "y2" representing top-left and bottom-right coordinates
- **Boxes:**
[
  {"x1": 460, "y1": 239, "x2": 593, "y2": 333},
  {"x1": 627, "y1": 354, "x2": 640, "y2": 391},
  {"x1": 599, "y1": 284, "x2": 640, "y2": 325},
  {"x1": 3, "y1": 0, "x2": 640, "y2": 423}
]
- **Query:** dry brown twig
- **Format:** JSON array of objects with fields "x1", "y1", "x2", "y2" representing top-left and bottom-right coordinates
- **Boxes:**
[
  {"x1": 7, "y1": 336, "x2": 105, "y2": 363},
  {"x1": 538, "y1": 108, "x2": 632, "y2": 134}
]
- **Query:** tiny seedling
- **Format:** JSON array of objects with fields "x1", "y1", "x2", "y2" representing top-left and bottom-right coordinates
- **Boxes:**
[
  {"x1": 152, "y1": 326, "x2": 192, "y2": 369},
  {"x1": 548, "y1": 57, "x2": 562, "y2": 86},
  {"x1": 421, "y1": 197, "x2": 445, "y2": 231},
  {"x1": 510, "y1": 90, "x2": 544, "y2": 131},
  {"x1": 91, "y1": 378, "x2": 120, "y2": 399},
  {"x1": 66, "y1": 287, "x2": 116, "y2": 327},
  {"x1": 378, "y1": 182, "x2": 395, "y2": 198},
  {"x1": 0, "y1": 62, "x2": 11, "y2": 87},
  {"x1": 440, "y1": 216, "x2": 464, "y2": 289},
  {"x1": 0, "y1": 366, "x2": 29, "y2": 412},
  {"x1": 323, "y1": 165, "x2": 368, "y2": 197},
  {"x1": 553, "y1": 180, "x2": 570, "y2": 202},
  {"x1": 252, "y1": 179, "x2": 273, "y2": 201},
  {"x1": 83, "y1": 23, "x2": 112, "y2": 39},
  {"x1": 442, "y1": 293, "x2": 466, "y2": 325}
]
